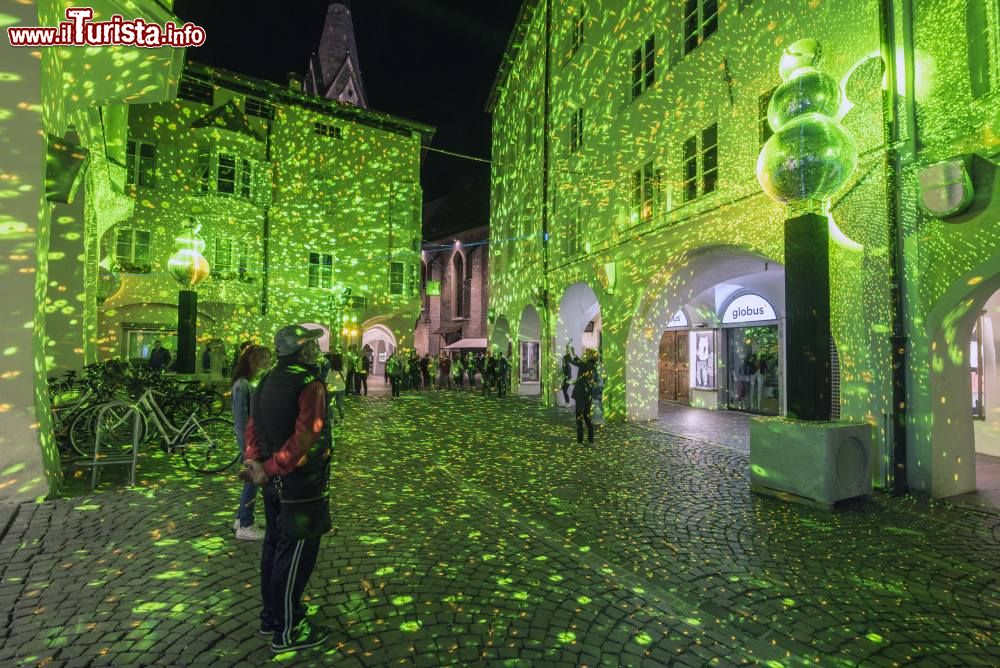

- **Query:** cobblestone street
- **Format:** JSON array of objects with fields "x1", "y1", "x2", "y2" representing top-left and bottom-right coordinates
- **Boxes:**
[{"x1": 2, "y1": 392, "x2": 999, "y2": 667}]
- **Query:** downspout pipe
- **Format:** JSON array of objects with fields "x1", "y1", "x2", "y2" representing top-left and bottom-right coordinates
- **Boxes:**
[
  {"x1": 879, "y1": 0, "x2": 918, "y2": 496},
  {"x1": 541, "y1": 0, "x2": 553, "y2": 405}
]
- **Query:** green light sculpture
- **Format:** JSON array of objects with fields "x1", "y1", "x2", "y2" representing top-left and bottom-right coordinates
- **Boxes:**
[
  {"x1": 167, "y1": 224, "x2": 210, "y2": 287},
  {"x1": 757, "y1": 39, "x2": 859, "y2": 203}
]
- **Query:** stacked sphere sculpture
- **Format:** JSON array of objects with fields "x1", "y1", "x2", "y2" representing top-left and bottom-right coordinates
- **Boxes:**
[{"x1": 757, "y1": 39, "x2": 858, "y2": 203}]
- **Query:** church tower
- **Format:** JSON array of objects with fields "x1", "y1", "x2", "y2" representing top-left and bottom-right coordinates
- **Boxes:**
[{"x1": 304, "y1": 1, "x2": 369, "y2": 108}]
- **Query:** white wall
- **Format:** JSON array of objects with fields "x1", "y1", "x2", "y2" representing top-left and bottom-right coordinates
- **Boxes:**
[{"x1": 975, "y1": 290, "x2": 1000, "y2": 457}]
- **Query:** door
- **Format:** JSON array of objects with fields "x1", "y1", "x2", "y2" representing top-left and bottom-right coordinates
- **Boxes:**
[{"x1": 658, "y1": 331, "x2": 690, "y2": 403}]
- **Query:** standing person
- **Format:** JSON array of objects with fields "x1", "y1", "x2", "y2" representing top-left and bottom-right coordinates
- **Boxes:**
[
  {"x1": 438, "y1": 354, "x2": 452, "y2": 390},
  {"x1": 356, "y1": 349, "x2": 370, "y2": 396},
  {"x1": 569, "y1": 347, "x2": 599, "y2": 444},
  {"x1": 325, "y1": 353, "x2": 346, "y2": 423},
  {"x1": 149, "y1": 340, "x2": 171, "y2": 371},
  {"x1": 465, "y1": 352, "x2": 476, "y2": 389},
  {"x1": 345, "y1": 345, "x2": 357, "y2": 397},
  {"x1": 387, "y1": 353, "x2": 403, "y2": 398},
  {"x1": 482, "y1": 351, "x2": 495, "y2": 397},
  {"x1": 560, "y1": 346, "x2": 574, "y2": 405},
  {"x1": 593, "y1": 353, "x2": 606, "y2": 425},
  {"x1": 409, "y1": 352, "x2": 422, "y2": 391},
  {"x1": 243, "y1": 326, "x2": 334, "y2": 652},
  {"x1": 496, "y1": 353, "x2": 510, "y2": 398},
  {"x1": 452, "y1": 354, "x2": 465, "y2": 389},
  {"x1": 428, "y1": 354, "x2": 439, "y2": 389},
  {"x1": 420, "y1": 354, "x2": 431, "y2": 389},
  {"x1": 231, "y1": 345, "x2": 272, "y2": 541},
  {"x1": 230, "y1": 340, "x2": 253, "y2": 378}
]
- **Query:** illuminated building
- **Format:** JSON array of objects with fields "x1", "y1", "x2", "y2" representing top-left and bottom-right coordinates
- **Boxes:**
[
  {"x1": 487, "y1": 0, "x2": 1000, "y2": 498},
  {"x1": 416, "y1": 175, "x2": 491, "y2": 358}
]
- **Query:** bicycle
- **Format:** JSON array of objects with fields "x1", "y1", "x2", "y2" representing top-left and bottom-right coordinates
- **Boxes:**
[{"x1": 80, "y1": 387, "x2": 239, "y2": 473}]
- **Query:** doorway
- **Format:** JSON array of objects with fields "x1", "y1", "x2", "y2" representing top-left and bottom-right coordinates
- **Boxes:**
[
  {"x1": 658, "y1": 330, "x2": 690, "y2": 403},
  {"x1": 725, "y1": 325, "x2": 781, "y2": 415}
]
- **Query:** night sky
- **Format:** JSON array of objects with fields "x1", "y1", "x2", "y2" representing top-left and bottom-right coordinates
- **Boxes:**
[{"x1": 173, "y1": 0, "x2": 523, "y2": 204}]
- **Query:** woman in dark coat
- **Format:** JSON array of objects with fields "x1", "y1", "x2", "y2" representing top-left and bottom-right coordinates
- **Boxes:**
[{"x1": 569, "y1": 348, "x2": 599, "y2": 444}]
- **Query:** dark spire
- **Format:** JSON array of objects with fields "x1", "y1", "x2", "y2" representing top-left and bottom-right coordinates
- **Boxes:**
[{"x1": 303, "y1": 1, "x2": 368, "y2": 108}]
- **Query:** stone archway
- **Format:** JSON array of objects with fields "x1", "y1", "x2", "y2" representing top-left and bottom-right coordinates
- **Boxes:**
[
  {"x1": 363, "y1": 324, "x2": 397, "y2": 378},
  {"x1": 626, "y1": 246, "x2": 783, "y2": 421}
]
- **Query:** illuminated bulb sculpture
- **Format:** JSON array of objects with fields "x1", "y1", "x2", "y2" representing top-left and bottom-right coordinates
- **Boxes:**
[
  {"x1": 167, "y1": 223, "x2": 210, "y2": 287},
  {"x1": 757, "y1": 39, "x2": 858, "y2": 203}
]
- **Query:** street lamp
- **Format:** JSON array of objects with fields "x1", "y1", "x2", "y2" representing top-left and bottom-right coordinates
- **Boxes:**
[{"x1": 167, "y1": 221, "x2": 209, "y2": 373}]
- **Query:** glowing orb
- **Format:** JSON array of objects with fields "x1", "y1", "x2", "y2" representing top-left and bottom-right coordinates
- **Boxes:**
[
  {"x1": 756, "y1": 113, "x2": 858, "y2": 203},
  {"x1": 168, "y1": 248, "x2": 210, "y2": 286},
  {"x1": 767, "y1": 69, "x2": 842, "y2": 131}
]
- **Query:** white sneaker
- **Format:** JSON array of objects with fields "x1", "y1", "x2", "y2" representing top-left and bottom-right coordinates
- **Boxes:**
[
  {"x1": 232, "y1": 518, "x2": 240, "y2": 532},
  {"x1": 235, "y1": 524, "x2": 265, "y2": 540}
]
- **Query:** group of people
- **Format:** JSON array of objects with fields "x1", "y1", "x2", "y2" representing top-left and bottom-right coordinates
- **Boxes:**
[{"x1": 383, "y1": 349, "x2": 512, "y2": 399}]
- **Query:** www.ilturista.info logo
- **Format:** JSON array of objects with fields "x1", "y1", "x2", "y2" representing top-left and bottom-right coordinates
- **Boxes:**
[{"x1": 7, "y1": 7, "x2": 206, "y2": 48}]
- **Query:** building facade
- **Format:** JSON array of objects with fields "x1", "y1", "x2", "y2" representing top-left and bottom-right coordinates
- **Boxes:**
[
  {"x1": 487, "y1": 0, "x2": 1000, "y2": 498},
  {"x1": 71, "y1": 61, "x2": 433, "y2": 372}
]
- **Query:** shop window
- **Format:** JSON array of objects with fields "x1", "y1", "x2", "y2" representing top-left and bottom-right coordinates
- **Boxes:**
[
  {"x1": 570, "y1": 106, "x2": 584, "y2": 153},
  {"x1": 389, "y1": 261, "x2": 405, "y2": 296},
  {"x1": 631, "y1": 160, "x2": 656, "y2": 223},
  {"x1": 683, "y1": 0, "x2": 719, "y2": 55},
  {"x1": 126, "y1": 139, "x2": 156, "y2": 188},
  {"x1": 178, "y1": 76, "x2": 214, "y2": 105},
  {"x1": 308, "y1": 252, "x2": 333, "y2": 289},
  {"x1": 631, "y1": 34, "x2": 656, "y2": 101},
  {"x1": 683, "y1": 123, "x2": 719, "y2": 202},
  {"x1": 115, "y1": 228, "x2": 151, "y2": 272}
]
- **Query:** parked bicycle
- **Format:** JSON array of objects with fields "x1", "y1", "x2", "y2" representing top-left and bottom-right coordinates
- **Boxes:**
[{"x1": 80, "y1": 386, "x2": 239, "y2": 473}]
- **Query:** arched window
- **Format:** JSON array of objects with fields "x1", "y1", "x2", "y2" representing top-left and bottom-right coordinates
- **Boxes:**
[
  {"x1": 463, "y1": 248, "x2": 474, "y2": 318},
  {"x1": 421, "y1": 260, "x2": 429, "y2": 314},
  {"x1": 453, "y1": 252, "x2": 465, "y2": 318}
]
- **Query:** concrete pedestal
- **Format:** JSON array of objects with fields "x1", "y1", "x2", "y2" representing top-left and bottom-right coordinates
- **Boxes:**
[{"x1": 750, "y1": 417, "x2": 873, "y2": 509}]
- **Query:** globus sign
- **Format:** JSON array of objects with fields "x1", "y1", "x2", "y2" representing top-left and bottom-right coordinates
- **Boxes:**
[{"x1": 721, "y1": 294, "x2": 777, "y2": 325}]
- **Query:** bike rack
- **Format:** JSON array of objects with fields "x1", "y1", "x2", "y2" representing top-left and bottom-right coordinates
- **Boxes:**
[{"x1": 88, "y1": 401, "x2": 141, "y2": 491}]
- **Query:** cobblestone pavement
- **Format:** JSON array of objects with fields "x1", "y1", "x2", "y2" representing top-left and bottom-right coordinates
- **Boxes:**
[
  {"x1": 2, "y1": 391, "x2": 1000, "y2": 667},
  {"x1": 654, "y1": 403, "x2": 751, "y2": 452}
]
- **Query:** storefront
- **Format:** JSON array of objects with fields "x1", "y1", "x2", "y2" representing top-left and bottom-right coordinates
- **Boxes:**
[{"x1": 720, "y1": 293, "x2": 783, "y2": 416}]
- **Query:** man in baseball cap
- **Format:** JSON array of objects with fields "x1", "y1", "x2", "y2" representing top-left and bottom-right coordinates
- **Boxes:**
[{"x1": 243, "y1": 324, "x2": 336, "y2": 652}]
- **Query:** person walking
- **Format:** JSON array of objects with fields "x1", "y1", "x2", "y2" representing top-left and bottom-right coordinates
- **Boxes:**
[
  {"x1": 387, "y1": 353, "x2": 403, "y2": 398},
  {"x1": 231, "y1": 344, "x2": 272, "y2": 541},
  {"x1": 465, "y1": 352, "x2": 476, "y2": 389},
  {"x1": 420, "y1": 354, "x2": 431, "y2": 389},
  {"x1": 345, "y1": 345, "x2": 357, "y2": 396},
  {"x1": 482, "y1": 351, "x2": 495, "y2": 397},
  {"x1": 409, "y1": 352, "x2": 422, "y2": 391},
  {"x1": 438, "y1": 354, "x2": 452, "y2": 390},
  {"x1": 243, "y1": 325, "x2": 334, "y2": 652},
  {"x1": 496, "y1": 352, "x2": 510, "y2": 398},
  {"x1": 325, "y1": 353, "x2": 346, "y2": 423},
  {"x1": 356, "y1": 350, "x2": 370, "y2": 396},
  {"x1": 452, "y1": 355, "x2": 465, "y2": 389},
  {"x1": 148, "y1": 340, "x2": 171, "y2": 371},
  {"x1": 569, "y1": 347, "x2": 599, "y2": 444}
]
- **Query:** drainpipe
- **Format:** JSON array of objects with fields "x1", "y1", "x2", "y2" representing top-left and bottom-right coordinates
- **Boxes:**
[
  {"x1": 880, "y1": 0, "x2": 918, "y2": 496},
  {"x1": 541, "y1": 0, "x2": 554, "y2": 405},
  {"x1": 260, "y1": 110, "x2": 274, "y2": 316}
]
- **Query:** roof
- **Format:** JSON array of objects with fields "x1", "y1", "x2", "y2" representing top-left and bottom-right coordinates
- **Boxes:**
[
  {"x1": 305, "y1": 2, "x2": 369, "y2": 108},
  {"x1": 444, "y1": 338, "x2": 488, "y2": 350},
  {"x1": 485, "y1": 0, "x2": 540, "y2": 113},
  {"x1": 183, "y1": 61, "x2": 435, "y2": 147},
  {"x1": 191, "y1": 99, "x2": 263, "y2": 140}
]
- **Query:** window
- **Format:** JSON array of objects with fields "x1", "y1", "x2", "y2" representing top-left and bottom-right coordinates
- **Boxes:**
[
  {"x1": 631, "y1": 34, "x2": 656, "y2": 101},
  {"x1": 214, "y1": 238, "x2": 234, "y2": 271},
  {"x1": 683, "y1": 123, "x2": 719, "y2": 202},
  {"x1": 759, "y1": 88, "x2": 777, "y2": 146},
  {"x1": 390, "y1": 261, "x2": 405, "y2": 296},
  {"x1": 564, "y1": 206, "x2": 582, "y2": 258},
  {"x1": 570, "y1": 106, "x2": 584, "y2": 153},
  {"x1": 968, "y1": 0, "x2": 1000, "y2": 99},
  {"x1": 453, "y1": 253, "x2": 466, "y2": 317},
  {"x1": 245, "y1": 97, "x2": 274, "y2": 119},
  {"x1": 308, "y1": 252, "x2": 333, "y2": 289},
  {"x1": 347, "y1": 295, "x2": 367, "y2": 311},
  {"x1": 178, "y1": 76, "x2": 214, "y2": 105},
  {"x1": 125, "y1": 139, "x2": 156, "y2": 188},
  {"x1": 197, "y1": 152, "x2": 254, "y2": 200},
  {"x1": 115, "y1": 228, "x2": 151, "y2": 270},
  {"x1": 684, "y1": 0, "x2": 719, "y2": 55},
  {"x1": 630, "y1": 160, "x2": 656, "y2": 223},
  {"x1": 569, "y1": 3, "x2": 585, "y2": 58},
  {"x1": 314, "y1": 122, "x2": 343, "y2": 139}
]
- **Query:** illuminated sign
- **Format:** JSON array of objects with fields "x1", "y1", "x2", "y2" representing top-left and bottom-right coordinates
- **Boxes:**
[
  {"x1": 426, "y1": 280, "x2": 441, "y2": 296},
  {"x1": 721, "y1": 294, "x2": 777, "y2": 324},
  {"x1": 666, "y1": 310, "x2": 688, "y2": 328}
]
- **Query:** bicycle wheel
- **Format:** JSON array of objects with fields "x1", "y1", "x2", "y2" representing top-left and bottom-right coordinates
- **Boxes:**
[
  {"x1": 179, "y1": 417, "x2": 239, "y2": 473},
  {"x1": 93, "y1": 402, "x2": 143, "y2": 458},
  {"x1": 68, "y1": 404, "x2": 103, "y2": 457}
]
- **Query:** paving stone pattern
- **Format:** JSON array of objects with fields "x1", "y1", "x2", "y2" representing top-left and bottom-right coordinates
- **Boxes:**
[{"x1": 1, "y1": 391, "x2": 999, "y2": 666}]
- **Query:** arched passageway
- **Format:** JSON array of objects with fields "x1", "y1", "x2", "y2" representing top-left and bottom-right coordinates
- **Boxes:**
[
  {"x1": 626, "y1": 247, "x2": 785, "y2": 423},
  {"x1": 491, "y1": 315, "x2": 512, "y2": 358},
  {"x1": 557, "y1": 283, "x2": 602, "y2": 406},
  {"x1": 362, "y1": 325, "x2": 396, "y2": 378},
  {"x1": 518, "y1": 305, "x2": 542, "y2": 396}
]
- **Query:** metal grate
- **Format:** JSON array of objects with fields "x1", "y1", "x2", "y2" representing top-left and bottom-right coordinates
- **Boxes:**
[{"x1": 830, "y1": 337, "x2": 841, "y2": 420}]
